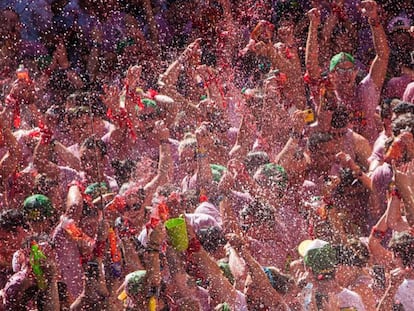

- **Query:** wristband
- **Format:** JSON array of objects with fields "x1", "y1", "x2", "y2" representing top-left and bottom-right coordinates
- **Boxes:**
[
  {"x1": 369, "y1": 18, "x2": 381, "y2": 27},
  {"x1": 371, "y1": 226, "x2": 386, "y2": 240},
  {"x1": 289, "y1": 131, "x2": 302, "y2": 139}
]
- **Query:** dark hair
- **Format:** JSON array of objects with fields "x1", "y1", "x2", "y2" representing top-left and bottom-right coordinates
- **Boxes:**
[
  {"x1": 197, "y1": 227, "x2": 227, "y2": 253},
  {"x1": 263, "y1": 266, "x2": 295, "y2": 294},
  {"x1": 392, "y1": 102, "x2": 414, "y2": 115},
  {"x1": 391, "y1": 113, "x2": 414, "y2": 137},
  {"x1": 81, "y1": 136, "x2": 107, "y2": 158},
  {"x1": 307, "y1": 132, "x2": 333, "y2": 153},
  {"x1": 0, "y1": 209, "x2": 28, "y2": 231},
  {"x1": 240, "y1": 200, "x2": 276, "y2": 228},
  {"x1": 389, "y1": 231, "x2": 414, "y2": 267},
  {"x1": 335, "y1": 239, "x2": 370, "y2": 267},
  {"x1": 244, "y1": 151, "x2": 270, "y2": 175}
]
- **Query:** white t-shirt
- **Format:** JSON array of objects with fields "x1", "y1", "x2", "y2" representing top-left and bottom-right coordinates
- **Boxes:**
[
  {"x1": 396, "y1": 279, "x2": 414, "y2": 311},
  {"x1": 337, "y1": 288, "x2": 366, "y2": 311}
]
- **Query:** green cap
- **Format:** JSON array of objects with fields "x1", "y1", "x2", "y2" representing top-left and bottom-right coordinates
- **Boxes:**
[
  {"x1": 210, "y1": 164, "x2": 227, "y2": 183},
  {"x1": 142, "y1": 98, "x2": 158, "y2": 110},
  {"x1": 329, "y1": 52, "x2": 355, "y2": 72},
  {"x1": 125, "y1": 270, "x2": 147, "y2": 295},
  {"x1": 23, "y1": 194, "x2": 54, "y2": 221},
  {"x1": 85, "y1": 182, "x2": 108, "y2": 199}
]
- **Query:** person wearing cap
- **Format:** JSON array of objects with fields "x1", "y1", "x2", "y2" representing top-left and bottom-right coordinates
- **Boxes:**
[
  {"x1": 298, "y1": 238, "x2": 375, "y2": 310},
  {"x1": 306, "y1": 0, "x2": 390, "y2": 143},
  {"x1": 384, "y1": 14, "x2": 414, "y2": 101},
  {"x1": 22, "y1": 194, "x2": 55, "y2": 234}
]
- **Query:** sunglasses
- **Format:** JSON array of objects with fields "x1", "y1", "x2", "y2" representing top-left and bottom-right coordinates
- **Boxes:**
[{"x1": 335, "y1": 67, "x2": 355, "y2": 74}]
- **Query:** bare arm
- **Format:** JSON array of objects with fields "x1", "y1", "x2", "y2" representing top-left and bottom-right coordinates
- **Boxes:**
[
  {"x1": 361, "y1": 0, "x2": 390, "y2": 90},
  {"x1": 305, "y1": 8, "x2": 322, "y2": 81}
]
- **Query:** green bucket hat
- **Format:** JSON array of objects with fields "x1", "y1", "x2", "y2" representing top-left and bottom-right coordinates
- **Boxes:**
[
  {"x1": 23, "y1": 194, "x2": 54, "y2": 221},
  {"x1": 125, "y1": 270, "x2": 147, "y2": 296},
  {"x1": 210, "y1": 164, "x2": 227, "y2": 183},
  {"x1": 329, "y1": 52, "x2": 355, "y2": 72},
  {"x1": 84, "y1": 182, "x2": 108, "y2": 200}
]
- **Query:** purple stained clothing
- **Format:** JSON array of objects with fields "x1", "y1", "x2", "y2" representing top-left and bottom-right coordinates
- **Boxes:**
[
  {"x1": 334, "y1": 74, "x2": 381, "y2": 143},
  {"x1": 384, "y1": 74, "x2": 413, "y2": 100},
  {"x1": 371, "y1": 162, "x2": 393, "y2": 222},
  {"x1": 403, "y1": 82, "x2": 414, "y2": 103},
  {"x1": 52, "y1": 221, "x2": 84, "y2": 301},
  {"x1": 194, "y1": 202, "x2": 222, "y2": 225},
  {"x1": 368, "y1": 131, "x2": 390, "y2": 166}
]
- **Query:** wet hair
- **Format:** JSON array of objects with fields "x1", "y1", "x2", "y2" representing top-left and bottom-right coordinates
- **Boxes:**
[
  {"x1": 156, "y1": 183, "x2": 181, "y2": 198},
  {"x1": 81, "y1": 136, "x2": 107, "y2": 158},
  {"x1": 0, "y1": 209, "x2": 28, "y2": 231},
  {"x1": 335, "y1": 239, "x2": 370, "y2": 267},
  {"x1": 244, "y1": 151, "x2": 270, "y2": 175},
  {"x1": 392, "y1": 101, "x2": 414, "y2": 115},
  {"x1": 111, "y1": 159, "x2": 136, "y2": 185},
  {"x1": 307, "y1": 132, "x2": 333, "y2": 153},
  {"x1": 391, "y1": 113, "x2": 414, "y2": 137},
  {"x1": 240, "y1": 199, "x2": 276, "y2": 228},
  {"x1": 331, "y1": 106, "x2": 350, "y2": 129},
  {"x1": 196, "y1": 226, "x2": 227, "y2": 253},
  {"x1": 263, "y1": 266, "x2": 295, "y2": 294},
  {"x1": 389, "y1": 231, "x2": 414, "y2": 267}
]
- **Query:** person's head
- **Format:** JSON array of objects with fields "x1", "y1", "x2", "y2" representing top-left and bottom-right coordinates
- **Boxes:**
[
  {"x1": 80, "y1": 136, "x2": 108, "y2": 180},
  {"x1": 240, "y1": 199, "x2": 277, "y2": 238},
  {"x1": 334, "y1": 239, "x2": 370, "y2": 287},
  {"x1": 392, "y1": 101, "x2": 414, "y2": 116},
  {"x1": 263, "y1": 266, "x2": 296, "y2": 295},
  {"x1": 387, "y1": 15, "x2": 413, "y2": 52},
  {"x1": 66, "y1": 106, "x2": 93, "y2": 139},
  {"x1": 389, "y1": 231, "x2": 414, "y2": 268},
  {"x1": 244, "y1": 151, "x2": 270, "y2": 176},
  {"x1": 137, "y1": 98, "x2": 161, "y2": 134},
  {"x1": 0, "y1": 209, "x2": 29, "y2": 268},
  {"x1": 253, "y1": 163, "x2": 288, "y2": 199},
  {"x1": 22, "y1": 194, "x2": 55, "y2": 233},
  {"x1": 197, "y1": 226, "x2": 227, "y2": 257},
  {"x1": 391, "y1": 113, "x2": 414, "y2": 138},
  {"x1": 179, "y1": 133, "x2": 197, "y2": 175},
  {"x1": 329, "y1": 52, "x2": 358, "y2": 89},
  {"x1": 299, "y1": 239, "x2": 337, "y2": 280}
]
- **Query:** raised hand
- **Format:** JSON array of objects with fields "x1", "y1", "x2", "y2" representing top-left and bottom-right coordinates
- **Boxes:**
[{"x1": 307, "y1": 8, "x2": 321, "y2": 26}]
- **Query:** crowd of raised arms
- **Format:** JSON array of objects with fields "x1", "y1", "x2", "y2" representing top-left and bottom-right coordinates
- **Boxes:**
[{"x1": 0, "y1": 0, "x2": 414, "y2": 310}]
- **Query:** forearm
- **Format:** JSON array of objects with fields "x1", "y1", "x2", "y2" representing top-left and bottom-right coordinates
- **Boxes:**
[
  {"x1": 42, "y1": 278, "x2": 60, "y2": 311},
  {"x1": 369, "y1": 18, "x2": 390, "y2": 60},
  {"x1": 305, "y1": 21, "x2": 321, "y2": 79}
]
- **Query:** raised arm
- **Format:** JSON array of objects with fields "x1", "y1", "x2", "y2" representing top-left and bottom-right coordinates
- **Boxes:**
[
  {"x1": 360, "y1": 0, "x2": 390, "y2": 90},
  {"x1": 305, "y1": 8, "x2": 322, "y2": 81},
  {"x1": 227, "y1": 233, "x2": 289, "y2": 310}
]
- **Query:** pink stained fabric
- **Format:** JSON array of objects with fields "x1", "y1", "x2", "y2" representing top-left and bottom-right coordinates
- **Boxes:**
[
  {"x1": 403, "y1": 82, "x2": 414, "y2": 103},
  {"x1": 384, "y1": 75, "x2": 413, "y2": 100},
  {"x1": 338, "y1": 74, "x2": 381, "y2": 143},
  {"x1": 51, "y1": 219, "x2": 84, "y2": 301}
]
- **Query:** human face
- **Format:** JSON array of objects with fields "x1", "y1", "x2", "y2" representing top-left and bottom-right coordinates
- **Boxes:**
[
  {"x1": 331, "y1": 61, "x2": 358, "y2": 88},
  {"x1": 0, "y1": 227, "x2": 28, "y2": 268}
]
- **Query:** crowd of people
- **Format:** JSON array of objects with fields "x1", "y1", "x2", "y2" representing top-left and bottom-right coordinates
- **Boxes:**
[{"x1": 0, "y1": 0, "x2": 414, "y2": 310}]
